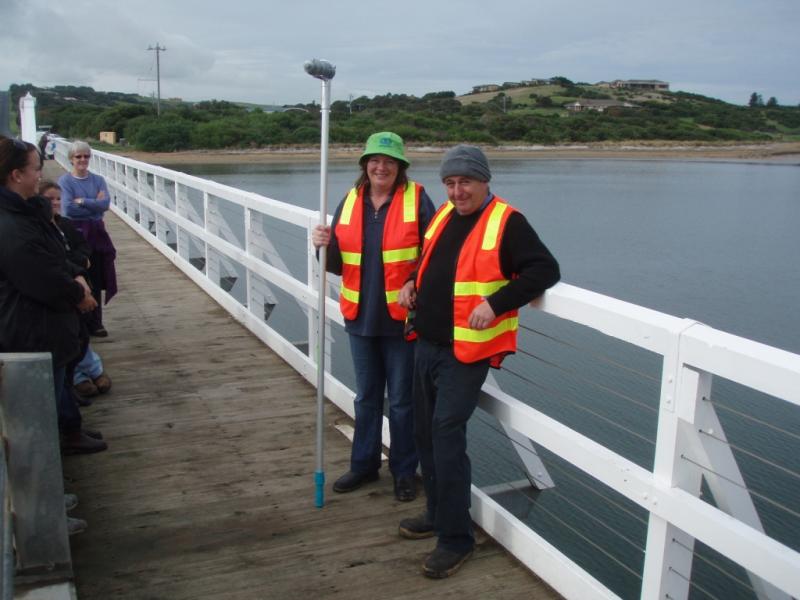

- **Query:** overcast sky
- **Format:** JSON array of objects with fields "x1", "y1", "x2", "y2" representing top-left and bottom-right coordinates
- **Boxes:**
[{"x1": 1, "y1": 0, "x2": 798, "y2": 107}]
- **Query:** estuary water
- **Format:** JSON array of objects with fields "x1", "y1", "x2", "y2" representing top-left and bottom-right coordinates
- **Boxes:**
[
  {"x1": 175, "y1": 157, "x2": 800, "y2": 353},
  {"x1": 170, "y1": 157, "x2": 800, "y2": 599}
]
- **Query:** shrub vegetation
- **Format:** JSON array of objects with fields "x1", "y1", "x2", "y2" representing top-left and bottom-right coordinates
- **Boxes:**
[{"x1": 9, "y1": 83, "x2": 799, "y2": 152}]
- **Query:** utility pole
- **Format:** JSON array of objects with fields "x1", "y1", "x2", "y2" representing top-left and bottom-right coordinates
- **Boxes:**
[{"x1": 147, "y1": 43, "x2": 166, "y2": 116}]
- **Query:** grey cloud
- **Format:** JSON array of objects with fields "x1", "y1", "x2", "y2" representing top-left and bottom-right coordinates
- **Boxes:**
[{"x1": 2, "y1": 0, "x2": 798, "y2": 105}]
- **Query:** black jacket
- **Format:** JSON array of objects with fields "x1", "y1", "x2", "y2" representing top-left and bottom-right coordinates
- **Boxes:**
[
  {"x1": 414, "y1": 201, "x2": 560, "y2": 346},
  {"x1": 0, "y1": 187, "x2": 84, "y2": 367},
  {"x1": 54, "y1": 214, "x2": 91, "y2": 274}
]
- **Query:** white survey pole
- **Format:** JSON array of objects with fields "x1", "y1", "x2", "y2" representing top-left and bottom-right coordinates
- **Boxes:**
[{"x1": 304, "y1": 58, "x2": 336, "y2": 508}]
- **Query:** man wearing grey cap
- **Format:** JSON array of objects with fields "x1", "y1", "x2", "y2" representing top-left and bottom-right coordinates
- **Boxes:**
[{"x1": 397, "y1": 145, "x2": 560, "y2": 578}]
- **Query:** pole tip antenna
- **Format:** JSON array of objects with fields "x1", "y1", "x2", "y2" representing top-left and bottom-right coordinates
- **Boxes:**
[{"x1": 304, "y1": 59, "x2": 336, "y2": 81}]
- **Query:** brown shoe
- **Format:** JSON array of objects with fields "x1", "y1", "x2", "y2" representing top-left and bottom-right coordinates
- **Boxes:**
[
  {"x1": 74, "y1": 380, "x2": 99, "y2": 397},
  {"x1": 62, "y1": 430, "x2": 108, "y2": 455},
  {"x1": 94, "y1": 373, "x2": 112, "y2": 394},
  {"x1": 422, "y1": 547, "x2": 473, "y2": 579},
  {"x1": 67, "y1": 517, "x2": 88, "y2": 536},
  {"x1": 83, "y1": 428, "x2": 104, "y2": 440},
  {"x1": 399, "y1": 514, "x2": 435, "y2": 539}
]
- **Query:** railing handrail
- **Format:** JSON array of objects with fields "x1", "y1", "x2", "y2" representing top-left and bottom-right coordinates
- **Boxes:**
[
  {"x1": 89, "y1": 148, "x2": 318, "y2": 227},
  {"x1": 56, "y1": 141, "x2": 800, "y2": 600}
]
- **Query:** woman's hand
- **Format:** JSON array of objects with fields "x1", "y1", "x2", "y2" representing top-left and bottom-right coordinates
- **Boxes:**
[
  {"x1": 311, "y1": 225, "x2": 331, "y2": 249},
  {"x1": 75, "y1": 276, "x2": 97, "y2": 313},
  {"x1": 77, "y1": 295, "x2": 98, "y2": 313},
  {"x1": 75, "y1": 275, "x2": 91, "y2": 296}
]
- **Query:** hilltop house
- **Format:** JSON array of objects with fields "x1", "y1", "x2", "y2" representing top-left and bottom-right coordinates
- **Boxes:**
[
  {"x1": 564, "y1": 99, "x2": 640, "y2": 113},
  {"x1": 523, "y1": 78, "x2": 552, "y2": 86},
  {"x1": 610, "y1": 79, "x2": 669, "y2": 91},
  {"x1": 472, "y1": 84, "x2": 501, "y2": 94}
]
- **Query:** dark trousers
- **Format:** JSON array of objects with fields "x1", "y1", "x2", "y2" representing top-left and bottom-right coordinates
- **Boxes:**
[
  {"x1": 348, "y1": 334, "x2": 418, "y2": 477},
  {"x1": 54, "y1": 364, "x2": 81, "y2": 434},
  {"x1": 57, "y1": 333, "x2": 89, "y2": 434},
  {"x1": 87, "y1": 252, "x2": 106, "y2": 331},
  {"x1": 413, "y1": 338, "x2": 489, "y2": 553}
]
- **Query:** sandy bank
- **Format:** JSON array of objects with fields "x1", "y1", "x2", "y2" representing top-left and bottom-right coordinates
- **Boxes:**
[{"x1": 113, "y1": 141, "x2": 800, "y2": 166}]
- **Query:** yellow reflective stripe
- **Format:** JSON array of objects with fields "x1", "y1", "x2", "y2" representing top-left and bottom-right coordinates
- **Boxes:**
[
  {"x1": 382, "y1": 246, "x2": 419, "y2": 263},
  {"x1": 341, "y1": 251, "x2": 361, "y2": 266},
  {"x1": 425, "y1": 202, "x2": 454, "y2": 240},
  {"x1": 453, "y1": 316, "x2": 519, "y2": 343},
  {"x1": 339, "y1": 188, "x2": 358, "y2": 226},
  {"x1": 481, "y1": 201, "x2": 508, "y2": 251},
  {"x1": 453, "y1": 280, "x2": 509, "y2": 297},
  {"x1": 403, "y1": 184, "x2": 416, "y2": 223},
  {"x1": 340, "y1": 284, "x2": 360, "y2": 303},
  {"x1": 385, "y1": 289, "x2": 399, "y2": 303}
]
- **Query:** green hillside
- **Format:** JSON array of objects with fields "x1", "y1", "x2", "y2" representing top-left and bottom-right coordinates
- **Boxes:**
[{"x1": 8, "y1": 79, "x2": 800, "y2": 152}]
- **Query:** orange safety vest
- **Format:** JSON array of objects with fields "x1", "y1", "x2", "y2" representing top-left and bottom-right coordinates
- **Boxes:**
[
  {"x1": 335, "y1": 182, "x2": 423, "y2": 321},
  {"x1": 416, "y1": 195, "x2": 518, "y2": 367}
]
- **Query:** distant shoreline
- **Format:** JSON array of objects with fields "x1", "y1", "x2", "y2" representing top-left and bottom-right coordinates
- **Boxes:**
[{"x1": 111, "y1": 141, "x2": 800, "y2": 166}]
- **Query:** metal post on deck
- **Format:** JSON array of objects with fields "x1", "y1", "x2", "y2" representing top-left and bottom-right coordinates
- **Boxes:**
[
  {"x1": 304, "y1": 58, "x2": 336, "y2": 508},
  {"x1": 0, "y1": 353, "x2": 72, "y2": 585}
]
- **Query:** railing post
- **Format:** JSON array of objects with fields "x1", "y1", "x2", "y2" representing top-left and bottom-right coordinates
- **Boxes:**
[
  {"x1": 681, "y1": 373, "x2": 791, "y2": 600},
  {"x1": 204, "y1": 191, "x2": 216, "y2": 287},
  {"x1": 641, "y1": 320, "x2": 702, "y2": 600},
  {"x1": 485, "y1": 373, "x2": 554, "y2": 491},
  {"x1": 305, "y1": 216, "x2": 334, "y2": 369},
  {"x1": 307, "y1": 216, "x2": 319, "y2": 361},
  {"x1": 244, "y1": 208, "x2": 252, "y2": 310}
]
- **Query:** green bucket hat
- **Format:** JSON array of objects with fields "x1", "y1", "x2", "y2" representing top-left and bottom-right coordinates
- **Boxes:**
[{"x1": 360, "y1": 131, "x2": 409, "y2": 167}]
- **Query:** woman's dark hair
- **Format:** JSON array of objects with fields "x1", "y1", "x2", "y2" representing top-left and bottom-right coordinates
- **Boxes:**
[
  {"x1": 39, "y1": 180, "x2": 61, "y2": 195},
  {"x1": 0, "y1": 137, "x2": 40, "y2": 186},
  {"x1": 354, "y1": 155, "x2": 409, "y2": 192}
]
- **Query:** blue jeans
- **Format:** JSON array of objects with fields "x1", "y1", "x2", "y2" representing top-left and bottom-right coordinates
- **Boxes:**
[
  {"x1": 348, "y1": 334, "x2": 418, "y2": 478},
  {"x1": 74, "y1": 346, "x2": 104, "y2": 384},
  {"x1": 413, "y1": 338, "x2": 490, "y2": 553}
]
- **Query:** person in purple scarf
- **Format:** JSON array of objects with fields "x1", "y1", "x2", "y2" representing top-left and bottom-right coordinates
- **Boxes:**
[{"x1": 58, "y1": 140, "x2": 117, "y2": 337}]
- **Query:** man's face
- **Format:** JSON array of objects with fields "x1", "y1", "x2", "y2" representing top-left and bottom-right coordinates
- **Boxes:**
[{"x1": 443, "y1": 176, "x2": 489, "y2": 216}]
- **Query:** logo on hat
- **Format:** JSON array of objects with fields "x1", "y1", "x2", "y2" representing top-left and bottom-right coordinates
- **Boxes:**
[{"x1": 360, "y1": 131, "x2": 409, "y2": 166}]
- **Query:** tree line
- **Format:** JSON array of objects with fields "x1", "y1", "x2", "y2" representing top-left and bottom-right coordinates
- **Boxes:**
[{"x1": 9, "y1": 84, "x2": 800, "y2": 152}]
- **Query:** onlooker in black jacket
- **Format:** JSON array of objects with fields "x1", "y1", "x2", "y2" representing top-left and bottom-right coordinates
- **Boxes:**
[
  {"x1": 0, "y1": 137, "x2": 104, "y2": 453},
  {"x1": 40, "y1": 179, "x2": 107, "y2": 452}
]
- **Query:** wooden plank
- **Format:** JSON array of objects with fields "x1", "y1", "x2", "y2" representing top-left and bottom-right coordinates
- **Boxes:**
[{"x1": 49, "y1": 162, "x2": 560, "y2": 599}]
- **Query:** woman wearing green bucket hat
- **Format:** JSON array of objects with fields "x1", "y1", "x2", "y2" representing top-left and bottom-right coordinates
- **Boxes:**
[{"x1": 312, "y1": 132, "x2": 435, "y2": 502}]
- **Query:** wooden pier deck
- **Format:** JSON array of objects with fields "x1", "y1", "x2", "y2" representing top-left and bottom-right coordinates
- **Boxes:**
[{"x1": 50, "y1": 165, "x2": 560, "y2": 600}]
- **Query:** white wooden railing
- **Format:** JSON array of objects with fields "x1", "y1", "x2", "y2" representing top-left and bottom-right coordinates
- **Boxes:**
[{"x1": 54, "y1": 140, "x2": 800, "y2": 600}]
